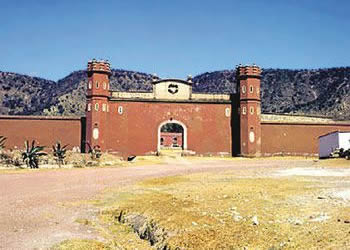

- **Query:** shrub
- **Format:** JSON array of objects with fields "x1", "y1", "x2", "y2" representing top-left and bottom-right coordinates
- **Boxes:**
[
  {"x1": 0, "y1": 151, "x2": 22, "y2": 167},
  {"x1": 52, "y1": 141, "x2": 68, "y2": 167},
  {"x1": 22, "y1": 140, "x2": 47, "y2": 169},
  {"x1": 86, "y1": 143, "x2": 102, "y2": 160},
  {"x1": 332, "y1": 148, "x2": 350, "y2": 160},
  {"x1": 0, "y1": 136, "x2": 6, "y2": 150}
]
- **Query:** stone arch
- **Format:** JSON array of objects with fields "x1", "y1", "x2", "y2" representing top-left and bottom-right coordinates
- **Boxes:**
[{"x1": 157, "y1": 119, "x2": 187, "y2": 152}]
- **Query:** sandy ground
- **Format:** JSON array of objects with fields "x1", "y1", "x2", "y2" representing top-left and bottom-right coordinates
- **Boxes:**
[{"x1": 0, "y1": 157, "x2": 348, "y2": 249}]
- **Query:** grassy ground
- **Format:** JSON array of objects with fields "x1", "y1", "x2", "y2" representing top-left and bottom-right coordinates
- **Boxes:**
[
  {"x1": 317, "y1": 158, "x2": 350, "y2": 168},
  {"x1": 52, "y1": 239, "x2": 109, "y2": 250},
  {"x1": 0, "y1": 154, "x2": 168, "y2": 173},
  {"x1": 52, "y1": 158, "x2": 350, "y2": 249}
]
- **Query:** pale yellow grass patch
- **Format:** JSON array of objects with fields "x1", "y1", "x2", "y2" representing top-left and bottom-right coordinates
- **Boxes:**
[
  {"x1": 92, "y1": 171, "x2": 350, "y2": 249},
  {"x1": 51, "y1": 239, "x2": 108, "y2": 250},
  {"x1": 317, "y1": 158, "x2": 350, "y2": 168}
]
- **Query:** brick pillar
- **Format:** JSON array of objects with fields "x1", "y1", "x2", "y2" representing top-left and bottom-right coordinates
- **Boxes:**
[
  {"x1": 237, "y1": 64, "x2": 262, "y2": 157},
  {"x1": 85, "y1": 59, "x2": 111, "y2": 152}
]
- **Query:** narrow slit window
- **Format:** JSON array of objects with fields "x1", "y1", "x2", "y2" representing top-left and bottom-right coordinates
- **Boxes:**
[{"x1": 118, "y1": 106, "x2": 123, "y2": 114}]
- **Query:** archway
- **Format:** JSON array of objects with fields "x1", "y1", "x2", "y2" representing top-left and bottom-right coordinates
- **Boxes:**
[{"x1": 157, "y1": 120, "x2": 187, "y2": 152}]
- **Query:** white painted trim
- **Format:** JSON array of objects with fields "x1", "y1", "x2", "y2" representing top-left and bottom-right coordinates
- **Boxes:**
[{"x1": 157, "y1": 119, "x2": 187, "y2": 151}]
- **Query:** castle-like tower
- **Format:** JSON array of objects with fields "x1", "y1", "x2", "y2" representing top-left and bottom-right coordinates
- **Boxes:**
[
  {"x1": 237, "y1": 65, "x2": 262, "y2": 157},
  {"x1": 85, "y1": 59, "x2": 111, "y2": 151}
]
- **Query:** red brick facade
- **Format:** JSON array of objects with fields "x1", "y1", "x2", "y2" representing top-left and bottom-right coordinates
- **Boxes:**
[
  {"x1": 159, "y1": 133, "x2": 183, "y2": 148},
  {"x1": 83, "y1": 60, "x2": 350, "y2": 158},
  {"x1": 1, "y1": 59, "x2": 350, "y2": 159},
  {"x1": 261, "y1": 122, "x2": 350, "y2": 156},
  {"x1": 84, "y1": 60, "x2": 238, "y2": 158},
  {"x1": 85, "y1": 60, "x2": 111, "y2": 152},
  {"x1": 104, "y1": 102, "x2": 233, "y2": 157},
  {"x1": 237, "y1": 65, "x2": 262, "y2": 157},
  {"x1": 0, "y1": 115, "x2": 83, "y2": 150}
]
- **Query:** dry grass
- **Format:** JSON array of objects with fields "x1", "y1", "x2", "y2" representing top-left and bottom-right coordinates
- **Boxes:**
[
  {"x1": 51, "y1": 239, "x2": 108, "y2": 250},
  {"x1": 116, "y1": 155, "x2": 169, "y2": 167},
  {"x1": 49, "y1": 157, "x2": 350, "y2": 249},
  {"x1": 91, "y1": 170, "x2": 350, "y2": 249},
  {"x1": 317, "y1": 158, "x2": 350, "y2": 168},
  {"x1": 97, "y1": 214, "x2": 153, "y2": 250}
]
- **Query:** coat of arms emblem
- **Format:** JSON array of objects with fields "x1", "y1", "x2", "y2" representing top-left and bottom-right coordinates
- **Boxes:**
[{"x1": 168, "y1": 84, "x2": 179, "y2": 94}]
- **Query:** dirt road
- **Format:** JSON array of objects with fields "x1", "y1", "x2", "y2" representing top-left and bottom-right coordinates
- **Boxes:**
[{"x1": 0, "y1": 158, "x2": 316, "y2": 249}]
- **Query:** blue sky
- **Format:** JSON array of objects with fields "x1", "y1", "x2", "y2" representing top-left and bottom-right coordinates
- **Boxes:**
[{"x1": 0, "y1": 0, "x2": 349, "y2": 81}]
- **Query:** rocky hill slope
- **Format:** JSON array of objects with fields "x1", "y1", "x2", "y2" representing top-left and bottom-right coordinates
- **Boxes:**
[
  {"x1": 0, "y1": 67, "x2": 349, "y2": 119},
  {"x1": 193, "y1": 67, "x2": 350, "y2": 120}
]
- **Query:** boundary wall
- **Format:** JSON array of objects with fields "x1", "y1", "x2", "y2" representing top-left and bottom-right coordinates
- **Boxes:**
[
  {"x1": 0, "y1": 115, "x2": 85, "y2": 151},
  {"x1": 261, "y1": 114, "x2": 350, "y2": 156}
]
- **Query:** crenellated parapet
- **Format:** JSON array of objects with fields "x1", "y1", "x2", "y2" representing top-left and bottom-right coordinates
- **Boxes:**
[
  {"x1": 236, "y1": 64, "x2": 262, "y2": 79},
  {"x1": 87, "y1": 59, "x2": 111, "y2": 76}
]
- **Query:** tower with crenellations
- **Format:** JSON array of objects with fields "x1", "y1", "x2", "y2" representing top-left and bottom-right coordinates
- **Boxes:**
[
  {"x1": 236, "y1": 64, "x2": 262, "y2": 157},
  {"x1": 85, "y1": 59, "x2": 111, "y2": 152}
]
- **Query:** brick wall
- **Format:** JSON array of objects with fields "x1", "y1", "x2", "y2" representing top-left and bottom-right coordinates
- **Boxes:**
[
  {"x1": 0, "y1": 115, "x2": 84, "y2": 151},
  {"x1": 261, "y1": 121, "x2": 350, "y2": 156},
  {"x1": 160, "y1": 132, "x2": 183, "y2": 148},
  {"x1": 104, "y1": 101, "x2": 234, "y2": 158}
]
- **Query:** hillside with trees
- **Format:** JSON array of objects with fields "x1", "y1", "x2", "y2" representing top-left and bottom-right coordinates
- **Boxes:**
[{"x1": 0, "y1": 67, "x2": 349, "y2": 119}]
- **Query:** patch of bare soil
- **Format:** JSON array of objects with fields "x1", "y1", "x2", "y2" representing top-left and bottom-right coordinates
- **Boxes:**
[
  {"x1": 0, "y1": 156, "x2": 270, "y2": 249},
  {"x1": 1, "y1": 157, "x2": 349, "y2": 249},
  {"x1": 86, "y1": 159, "x2": 350, "y2": 249}
]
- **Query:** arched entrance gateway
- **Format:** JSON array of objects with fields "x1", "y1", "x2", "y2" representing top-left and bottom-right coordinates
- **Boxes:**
[
  {"x1": 157, "y1": 120, "x2": 187, "y2": 152},
  {"x1": 85, "y1": 60, "x2": 262, "y2": 159}
]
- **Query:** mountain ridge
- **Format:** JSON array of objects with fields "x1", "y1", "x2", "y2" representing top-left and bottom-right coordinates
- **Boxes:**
[{"x1": 0, "y1": 66, "x2": 349, "y2": 119}]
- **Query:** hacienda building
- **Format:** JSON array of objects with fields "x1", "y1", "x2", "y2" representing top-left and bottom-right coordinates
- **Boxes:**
[{"x1": 1, "y1": 59, "x2": 350, "y2": 159}]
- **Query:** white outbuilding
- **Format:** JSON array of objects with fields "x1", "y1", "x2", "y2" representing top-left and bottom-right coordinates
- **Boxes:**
[{"x1": 319, "y1": 131, "x2": 350, "y2": 158}]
